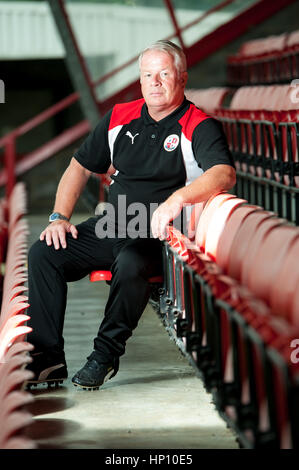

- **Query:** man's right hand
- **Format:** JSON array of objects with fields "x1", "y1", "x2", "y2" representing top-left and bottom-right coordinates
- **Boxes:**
[{"x1": 40, "y1": 220, "x2": 78, "y2": 250}]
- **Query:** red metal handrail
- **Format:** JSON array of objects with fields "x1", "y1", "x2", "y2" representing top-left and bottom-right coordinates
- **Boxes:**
[
  {"x1": 0, "y1": 92, "x2": 79, "y2": 148},
  {"x1": 0, "y1": 0, "x2": 239, "y2": 150},
  {"x1": 92, "y1": 0, "x2": 237, "y2": 88},
  {"x1": 177, "y1": 0, "x2": 237, "y2": 35}
]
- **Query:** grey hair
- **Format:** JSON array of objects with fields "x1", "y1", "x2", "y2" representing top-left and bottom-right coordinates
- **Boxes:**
[{"x1": 138, "y1": 40, "x2": 187, "y2": 74}]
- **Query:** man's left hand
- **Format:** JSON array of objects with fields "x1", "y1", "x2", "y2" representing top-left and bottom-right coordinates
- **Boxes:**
[{"x1": 151, "y1": 193, "x2": 183, "y2": 240}]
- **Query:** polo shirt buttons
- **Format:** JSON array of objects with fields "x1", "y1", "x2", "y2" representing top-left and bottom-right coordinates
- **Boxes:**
[{"x1": 149, "y1": 132, "x2": 157, "y2": 146}]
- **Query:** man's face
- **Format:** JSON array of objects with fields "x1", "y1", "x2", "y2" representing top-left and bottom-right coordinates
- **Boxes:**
[{"x1": 140, "y1": 50, "x2": 187, "y2": 116}]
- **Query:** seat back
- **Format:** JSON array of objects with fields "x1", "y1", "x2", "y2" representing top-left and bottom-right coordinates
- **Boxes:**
[
  {"x1": 227, "y1": 210, "x2": 275, "y2": 281},
  {"x1": 245, "y1": 225, "x2": 299, "y2": 306},
  {"x1": 240, "y1": 217, "x2": 286, "y2": 288},
  {"x1": 287, "y1": 29, "x2": 299, "y2": 48},
  {"x1": 195, "y1": 192, "x2": 236, "y2": 251},
  {"x1": 269, "y1": 237, "x2": 299, "y2": 326},
  {"x1": 237, "y1": 34, "x2": 287, "y2": 57},
  {"x1": 187, "y1": 202, "x2": 205, "y2": 241},
  {"x1": 289, "y1": 280, "x2": 299, "y2": 328},
  {"x1": 204, "y1": 197, "x2": 247, "y2": 261},
  {"x1": 230, "y1": 84, "x2": 299, "y2": 111},
  {"x1": 216, "y1": 205, "x2": 262, "y2": 271},
  {"x1": 185, "y1": 88, "x2": 230, "y2": 114}
]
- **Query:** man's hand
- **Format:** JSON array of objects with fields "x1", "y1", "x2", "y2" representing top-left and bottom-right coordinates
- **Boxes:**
[
  {"x1": 40, "y1": 220, "x2": 78, "y2": 250},
  {"x1": 151, "y1": 165, "x2": 236, "y2": 240},
  {"x1": 151, "y1": 192, "x2": 183, "y2": 240}
]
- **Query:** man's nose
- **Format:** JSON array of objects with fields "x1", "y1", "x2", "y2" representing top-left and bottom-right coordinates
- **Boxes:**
[{"x1": 151, "y1": 73, "x2": 161, "y2": 85}]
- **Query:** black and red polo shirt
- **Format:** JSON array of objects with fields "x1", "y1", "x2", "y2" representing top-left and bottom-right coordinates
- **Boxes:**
[{"x1": 74, "y1": 96, "x2": 234, "y2": 237}]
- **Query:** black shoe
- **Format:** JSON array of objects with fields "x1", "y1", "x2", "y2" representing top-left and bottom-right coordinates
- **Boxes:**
[
  {"x1": 72, "y1": 357, "x2": 119, "y2": 391},
  {"x1": 25, "y1": 351, "x2": 68, "y2": 389}
]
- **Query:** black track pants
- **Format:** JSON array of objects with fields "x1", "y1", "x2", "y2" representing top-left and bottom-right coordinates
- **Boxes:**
[{"x1": 27, "y1": 216, "x2": 163, "y2": 363}]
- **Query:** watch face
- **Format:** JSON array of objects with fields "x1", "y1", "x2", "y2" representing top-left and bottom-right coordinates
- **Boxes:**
[
  {"x1": 49, "y1": 212, "x2": 63, "y2": 222},
  {"x1": 49, "y1": 212, "x2": 69, "y2": 222}
]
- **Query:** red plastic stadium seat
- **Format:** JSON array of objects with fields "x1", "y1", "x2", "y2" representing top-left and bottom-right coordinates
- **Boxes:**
[
  {"x1": 237, "y1": 34, "x2": 287, "y2": 59},
  {"x1": 185, "y1": 87, "x2": 230, "y2": 114},
  {"x1": 0, "y1": 351, "x2": 35, "y2": 449},
  {"x1": 269, "y1": 236, "x2": 299, "y2": 327},
  {"x1": 0, "y1": 314, "x2": 32, "y2": 361},
  {"x1": 90, "y1": 225, "x2": 193, "y2": 286},
  {"x1": 212, "y1": 282, "x2": 267, "y2": 420},
  {"x1": 187, "y1": 202, "x2": 205, "y2": 241},
  {"x1": 0, "y1": 354, "x2": 33, "y2": 398},
  {"x1": 287, "y1": 29, "x2": 299, "y2": 49},
  {"x1": 231, "y1": 297, "x2": 273, "y2": 434},
  {"x1": 229, "y1": 84, "x2": 298, "y2": 112},
  {"x1": 255, "y1": 317, "x2": 299, "y2": 448},
  {"x1": 245, "y1": 224, "x2": 299, "y2": 308},
  {"x1": 89, "y1": 270, "x2": 112, "y2": 282},
  {"x1": 227, "y1": 210, "x2": 275, "y2": 281},
  {"x1": 195, "y1": 192, "x2": 236, "y2": 252},
  {"x1": 4, "y1": 341, "x2": 34, "y2": 362},
  {"x1": 240, "y1": 216, "x2": 286, "y2": 288},
  {"x1": 0, "y1": 300, "x2": 30, "y2": 327},
  {"x1": 215, "y1": 205, "x2": 262, "y2": 271},
  {"x1": 90, "y1": 270, "x2": 163, "y2": 284},
  {"x1": 204, "y1": 197, "x2": 247, "y2": 261}
]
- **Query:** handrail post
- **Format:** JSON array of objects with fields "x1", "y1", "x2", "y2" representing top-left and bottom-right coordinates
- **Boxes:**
[
  {"x1": 4, "y1": 136, "x2": 16, "y2": 198},
  {"x1": 163, "y1": 0, "x2": 185, "y2": 52},
  {"x1": 48, "y1": 0, "x2": 101, "y2": 129}
]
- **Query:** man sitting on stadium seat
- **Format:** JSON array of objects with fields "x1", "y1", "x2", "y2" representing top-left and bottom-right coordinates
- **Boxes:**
[{"x1": 26, "y1": 40, "x2": 236, "y2": 390}]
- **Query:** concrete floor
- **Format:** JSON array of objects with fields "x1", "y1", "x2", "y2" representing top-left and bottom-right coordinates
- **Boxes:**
[{"x1": 24, "y1": 214, "x2": 239, "y2": 450}]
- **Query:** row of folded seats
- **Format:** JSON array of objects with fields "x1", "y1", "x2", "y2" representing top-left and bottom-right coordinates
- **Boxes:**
[
  {"x1": 216, "y1": 84, "x2": 299, "y2": 225},
  {"x1": 187, "y1": 84, "x2": 299, "y2": 226},
  {"x1": 159, "y1": 192, "x2": 299, "y2": 449},
  {"x1": 0, "y1": 183, "x2": 36, "y2": 449},
  {"x1": 227, "y1": 29, "x2": 299, "y2": 85}
]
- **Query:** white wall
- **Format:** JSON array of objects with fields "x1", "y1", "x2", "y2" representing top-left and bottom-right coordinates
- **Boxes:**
[{"x1": 0, "y1": 1, "x2": 254, "y2": 99}]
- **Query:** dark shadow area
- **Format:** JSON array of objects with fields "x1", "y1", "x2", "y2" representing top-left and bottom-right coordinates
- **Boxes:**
[
  {"x1": 25, "y1": 396, "x2": 75, "y2": 416},
  {"x1": 25, "y1": 418, "x2": 81, "y2": 441},
  {"x1": 101, "y1": 370, "x2": 197, "y2": 390}
]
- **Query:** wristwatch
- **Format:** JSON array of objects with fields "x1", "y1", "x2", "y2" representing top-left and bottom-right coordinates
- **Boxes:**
[{"x1": 49, "y1": 212, "x2": 69, "y2": 222}]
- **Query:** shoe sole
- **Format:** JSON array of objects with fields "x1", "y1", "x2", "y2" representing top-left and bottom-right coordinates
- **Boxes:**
[
  {"x1": 72, "y1": 368, "x2": 115, "y2": 391},
  {"x1": 26, "y1": 378, "x2": 66, "y2": 390}
]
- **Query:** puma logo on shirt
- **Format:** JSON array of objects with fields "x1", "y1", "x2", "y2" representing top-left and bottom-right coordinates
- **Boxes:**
[{"x1": 125, "y1": 131, "x2": 139, "y2": 144}]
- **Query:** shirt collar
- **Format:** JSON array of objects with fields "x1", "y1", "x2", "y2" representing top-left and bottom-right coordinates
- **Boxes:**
[{"x1": 141, "y1": 96, "x2": 190, "y2": 129}]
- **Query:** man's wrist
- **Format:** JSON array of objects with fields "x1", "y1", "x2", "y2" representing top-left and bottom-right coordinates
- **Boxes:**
[
  {"x1": 49, "y1": 212, "x2": 69, "y2": 223},
  {"x1": 173, "y1": 189, "x2": 185, "y2": 207}
]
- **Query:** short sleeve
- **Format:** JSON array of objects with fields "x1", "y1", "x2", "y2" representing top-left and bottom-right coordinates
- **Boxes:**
[
  {"x1": 73, "y1": 110, "x2": 112, "y2": 173},
  {"x1": 192, "y1": 118, "x2": 235, "y2": 172}
]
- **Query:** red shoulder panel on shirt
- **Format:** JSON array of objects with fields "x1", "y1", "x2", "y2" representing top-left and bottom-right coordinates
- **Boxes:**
[
  {"x1": 109, "y1": 98, "x2": 145, "y2": 130},
  {"x1": 179, "y1": 103, "x2": 211, "y2": 141}
]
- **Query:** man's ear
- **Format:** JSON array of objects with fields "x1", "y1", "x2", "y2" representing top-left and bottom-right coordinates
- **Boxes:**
[{"x1": 181, "y1": 71, "x2": 188, "y2": 88}]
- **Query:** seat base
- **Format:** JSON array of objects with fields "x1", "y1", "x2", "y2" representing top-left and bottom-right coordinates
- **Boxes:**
[{"x1": 89, "y1": 270, "x2": 163, "y2": 284}]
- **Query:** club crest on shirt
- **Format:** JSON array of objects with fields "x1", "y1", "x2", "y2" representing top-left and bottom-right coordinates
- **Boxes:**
[{"x1": 163, "y1": 134, "x2": 179, "y2": 152}]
